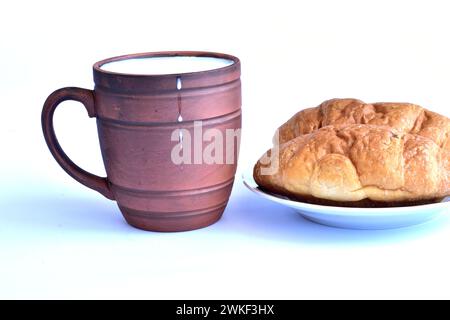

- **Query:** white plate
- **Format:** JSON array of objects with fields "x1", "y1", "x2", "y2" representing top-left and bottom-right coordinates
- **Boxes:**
[{"x1": 242, "y1": 169, "x2": 449, "y2": 229}]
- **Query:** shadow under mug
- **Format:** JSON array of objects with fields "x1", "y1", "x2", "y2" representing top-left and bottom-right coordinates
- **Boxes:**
[{"x1": 42, "y1": 51, "x2": 241, "y2": 232}]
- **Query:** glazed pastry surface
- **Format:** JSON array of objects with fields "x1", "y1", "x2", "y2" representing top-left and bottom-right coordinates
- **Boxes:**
[{"x1": 255, "y1": 124, "x2": 450, "y2": 203}]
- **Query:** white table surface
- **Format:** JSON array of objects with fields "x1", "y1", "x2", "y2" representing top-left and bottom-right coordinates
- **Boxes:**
[
  {"x1": 2, "y1": 172, "x2": 450, "y2": 299},
  {"x1": 2, "y1": 0, "x2": 450, "y2": 299}
]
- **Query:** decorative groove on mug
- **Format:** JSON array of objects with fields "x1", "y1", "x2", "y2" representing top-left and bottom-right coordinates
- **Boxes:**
[
  {"x1": 112, "y1": 178, "x2": 235, "y2": 214},
  {"x1": 111, "y1": 177, "x2": 235, "y2": 195},
  {"x1": 97, "y1": 109, "x2": 242, "y2": 128},
  {"x1": 94, "y1": 78, "x2": 241, "y2": 97},
  {"x1": 119, "y1": 201, "x2": 228, "y2": 219}
]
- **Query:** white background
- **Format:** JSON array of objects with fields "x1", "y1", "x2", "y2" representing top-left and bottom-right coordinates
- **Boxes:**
[{"x1": 1, "y1": 0, "x2": 450, "y2": 299}]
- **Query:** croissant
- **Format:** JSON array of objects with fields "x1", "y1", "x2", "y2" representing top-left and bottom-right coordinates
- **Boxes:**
[
  {"x1": 254, "y1": 125, "x2": 450, "y2": 205},
  {"x1": 277, "y1": 99, "x2": 450, "y2": 151}
]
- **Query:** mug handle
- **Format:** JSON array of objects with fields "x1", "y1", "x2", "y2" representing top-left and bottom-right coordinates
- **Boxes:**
[{"x1": 41, "y1": 87, "x2": 114, "y2": 200}]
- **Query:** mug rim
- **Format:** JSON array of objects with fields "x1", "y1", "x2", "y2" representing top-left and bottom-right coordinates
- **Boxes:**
[
  {"x1": 93, "y1": 51, "x2": 240, "y2": 77},
  {"x1": 92, "y1": 51, "x2": 240, "y2": 93}
]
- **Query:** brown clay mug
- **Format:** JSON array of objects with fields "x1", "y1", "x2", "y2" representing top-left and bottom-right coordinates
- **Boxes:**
[{"x1": 42, "y1": 51, "x2": 241, "y2": 232}]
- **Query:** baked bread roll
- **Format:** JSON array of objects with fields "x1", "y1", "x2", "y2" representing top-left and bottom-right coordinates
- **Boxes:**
[
  {"x1": 277, "y1": 99, "x2": 450, "y2": 151},
  {"x1": 254, "y1": 125, "x2": 450, "y2": 204}
]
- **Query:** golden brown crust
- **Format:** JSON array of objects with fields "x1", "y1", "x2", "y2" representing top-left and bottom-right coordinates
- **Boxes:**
[
  {"x1": 277, "y1": 99, "x2": 450, "y2": 151},
  {"x1": 255, "y1": 125, "x2": 450, "y2": 203}
]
